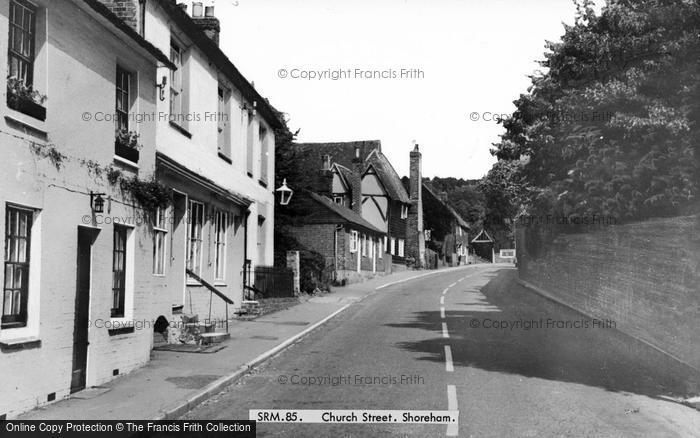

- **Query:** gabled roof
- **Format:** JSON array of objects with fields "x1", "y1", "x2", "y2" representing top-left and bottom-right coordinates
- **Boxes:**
[
  {"x1": 366, "y1": 150, "x2": 410, "y2": 203},
  {"x1": 331, "y1": 163, "x2": 351, "y2": 192},
  {"x1": 293, "y1": 141, "x2": 410, "y2": 203},
  {"x1": 296, "y1": 140, "x2": 381, "y2": 168},
  {"x1": 158, "y1": 0, "x2": 282, "y2": 129},
  {"x1": 471, "y1": 229, "x2": 494, "y2": 243},
  {"x1": 422, "y1": 183, "x2": 470, "y2": 229},
  {"x1": 307, "y1": 192, "x2": 383, "y2": 234}
]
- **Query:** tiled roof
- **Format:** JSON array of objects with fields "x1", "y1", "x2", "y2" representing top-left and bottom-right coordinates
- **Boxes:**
[
  {"x1": 366, "y1": 150, "x2": 411, "y2": 203},
  {"x1": 307, "y1": 192, "x2": 383, "y2": 234},
  {"x1": 422, "y1": 183, "x2": 470, "y2": 229},
  {"x1": 296, "y1": 141, "x2": 381, "y2": 169},
  {"x1": 294, "y1": 141, "x2": 410, "y2": 203}
]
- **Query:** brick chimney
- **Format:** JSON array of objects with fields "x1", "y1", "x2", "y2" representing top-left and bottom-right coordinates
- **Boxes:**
[
  {"x1": 191, "y1": 3, "x2": 221, "y2": 45},
  {"x1": 351, "y1": 146, "x2": 363, "y2": 215},
  {"x1": 98, "y1": 0, "x2": 139, "y2": 30},
  {"x1": 406, "y1": 143, "x2": 425, "y2": 268},
  {"x1": 317, "y1": 155, "x2": 333, "y2": 196}
]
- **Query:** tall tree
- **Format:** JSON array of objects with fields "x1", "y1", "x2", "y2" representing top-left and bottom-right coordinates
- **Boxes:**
[{"x1": 493, "y1": 0, "x2": 700, "y2": 221}]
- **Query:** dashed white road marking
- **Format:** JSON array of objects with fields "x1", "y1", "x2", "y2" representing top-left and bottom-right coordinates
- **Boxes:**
[
  {"x1": 440, "y1": 296, "x2": 445, "y2": 305},
  {"x1": 447, "y1": 385, "x2": 459, "y2": 436},
  {"x1": 442, "y1": 288, "x2": 449, "y2": 295},
  {"x1": 442, "y1": 322, "x2": 449, "y2": 338},
  {"x1": 448, "y1": 282, "x2": 457, "y2": 288},
  {"x1": 440, "y1": 307, "x2": 445, "y2": 319},
  {"x1": 444, "y1": 345, "x2": 454, "y2": 372}
]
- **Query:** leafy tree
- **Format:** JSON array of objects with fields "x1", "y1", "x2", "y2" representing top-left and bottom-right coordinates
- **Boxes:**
[{"x1": 493, "y1": 0, "x2": 700, "y2": 222}]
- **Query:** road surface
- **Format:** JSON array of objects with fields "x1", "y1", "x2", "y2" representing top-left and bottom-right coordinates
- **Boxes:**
[{"x1": 184, "y1": 265, "x2": 700, "y2": 437}]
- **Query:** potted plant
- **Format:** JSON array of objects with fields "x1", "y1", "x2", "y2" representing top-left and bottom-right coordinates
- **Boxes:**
[
  {"x1": 6, "y1": 77, "x2": 47, "y2": 121},
  {"x1": 115, "y1": 129, "x2": 141, "y2": 163}
]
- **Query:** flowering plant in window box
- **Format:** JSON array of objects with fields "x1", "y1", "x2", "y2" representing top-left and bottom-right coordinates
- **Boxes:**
[
  {"x1": 115, "y1": 129, "x2": 142, "y2": 163},
  {"x1": 6, "y1": 77, "x2": 47, "y2": 121}
]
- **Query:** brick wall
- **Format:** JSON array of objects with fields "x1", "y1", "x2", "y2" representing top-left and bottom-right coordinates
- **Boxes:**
[
  {"x1": 97, "y1": 0, "x2": 138, "y2": 30},
  {"x1": 288, "y1": 224, "x2": 336, "y2": 262},
  {"x1": 516, "y1": 215, "x2": 700, "y2": 371}
]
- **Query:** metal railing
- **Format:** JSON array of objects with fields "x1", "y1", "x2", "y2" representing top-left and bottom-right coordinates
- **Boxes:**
[{"x1": 185, "y1": 269, "x2": 233, "y2": 333}]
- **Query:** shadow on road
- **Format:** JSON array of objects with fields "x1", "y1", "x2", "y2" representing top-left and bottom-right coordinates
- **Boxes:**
[{"x1": 387, "y1": 268, "x2": 700, "y2": 400}]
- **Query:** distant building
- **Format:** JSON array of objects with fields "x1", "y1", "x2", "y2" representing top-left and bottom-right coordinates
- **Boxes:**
[
  {"x1": 420, "y1": 184, "x2": 470, "y2": 267},
  {"x1": 286, "y1": 141, "x2": 428, "y2": 283}
]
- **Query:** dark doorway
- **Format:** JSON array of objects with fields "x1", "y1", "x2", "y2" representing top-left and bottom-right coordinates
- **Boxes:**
[{"x1": 71, "y1": 227, "x2": 96, "y2": 393}]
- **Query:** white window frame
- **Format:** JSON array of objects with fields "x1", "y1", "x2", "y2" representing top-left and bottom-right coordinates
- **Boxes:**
[
  {"x1": 333, "y1": 196, "x2": 344, "y2": 206},
  {"x1": 215, "y1": 210, "x2": 228, "y2": 281},
  {"x1": 390, "y1": 237, "x2": 396, "y2": 255},
  {"x1": 170, "y1": 39, "x2": 184, "y2": 121},
  {"x1": 111, "y1": 223, "x2": 135, "y2": 324},
  {"x1": 401, "y1": 204, "x2": 409, "y2": 219},
  {"x1": 349, "y1": 230, "x2": 358, "y2": 253},
  {"x1": 398, "y1": 239, "x2": 405, "y2": 257},
  {"x1": 1, "y1": 203, "x2": 41, "y2": 340},
  {"x1": 186, "y1": 200, "x2": 205, "y2": 276},
  {"x1": 152, "y1": 207, "x2": 168, "y2": 276},
  {"x1": 217, "y1": 84, "x2": 231, "y2": 159}
]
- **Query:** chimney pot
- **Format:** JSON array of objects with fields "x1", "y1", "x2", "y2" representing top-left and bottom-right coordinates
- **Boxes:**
[
  {"x1": 192, "y1": 2, "x2": 203, "y2": 17},
  {"x1": 205, "y1": 5, "x2": 215, "y2": 17}
]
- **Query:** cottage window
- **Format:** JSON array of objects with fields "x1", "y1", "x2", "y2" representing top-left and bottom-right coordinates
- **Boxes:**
[
  {"x1": 217, "y1": 85, "x2": 231, "y2": 160},
  {"x1": 7, "y1": 0, "x2": 36, "y2": 87},
  {"x1": 112, "y1": 225, "x2": 128, "y2": 317},
  {"x1": 260, "y1": 125, "x2": 269, "y2": 184},
  {"x1": 398, "y1": 239, "x2": 405, "y2": 257},
  {"x1": 169, "y1": 41, "x2": 183, "y2": 119},
  {"x1": 186, "y1": 200, "x2": 204, "y2": 275},
  {"x1": 400, "y1": 204, "x2": 409, "y2": 219},
  {"x1": 246, "y1": 115, "x2": 254, "y2": 176},
  {"x1": 349, "y1": 230, "x2": 358, "y2": 253},
  {"x1": 333, "y1": 196, "x2": 344, "y2": 206},
  {"x1": 152, "y1": 207, "x2": 167, "y2": 275},
  {"x1": 215, "y1": 210, "x2": 228, "y2": 280},
  {"x1": 2, "y1": 206, "x2": 33, "y2": 328},
  {"x1": 361, "y1": 234, "x2": 367, "y2": 257},
  {"x1": 390, "y1": 237, "x2": 396, "y2": 256},
  {"x1": 377, "y1": 237, "x2": 383, "y2": 258},
  {"x1": 115, "y1": 66, "x2": 130, "y2": 132}
]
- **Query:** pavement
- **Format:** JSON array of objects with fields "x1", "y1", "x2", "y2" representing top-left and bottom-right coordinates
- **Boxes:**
[
  {"x1": 183, "y1": 266, "x2": 700, "y2": 437},
  {"x1": 17, "y1": 264, "x2": 476, "y2": 421}
]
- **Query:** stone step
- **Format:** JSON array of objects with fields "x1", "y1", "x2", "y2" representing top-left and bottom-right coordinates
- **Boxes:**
[
  {"x1": 184, "y1": 322, "x2": 216, "y2": 333},
  {"x1": 199, "y1": 332, "x2": 230, "y2": 344}
]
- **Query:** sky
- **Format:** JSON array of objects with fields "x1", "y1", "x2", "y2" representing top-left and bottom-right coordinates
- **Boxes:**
[{"x1": 211, "y1": 0, "x2": 580, "y2": 180}]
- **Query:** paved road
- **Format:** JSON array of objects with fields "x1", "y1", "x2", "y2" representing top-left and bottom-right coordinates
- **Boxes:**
[{"x1": 184, "y1": 265, "x2": 700, "y2": 437}]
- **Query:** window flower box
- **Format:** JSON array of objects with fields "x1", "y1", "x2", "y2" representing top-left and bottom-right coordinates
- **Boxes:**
[
  {"x1": 6, "y1": 78, "x2": 47, "y2": 121},
  {"x1": 115, "y1": 129, "x2": 141, "y2": 163}
]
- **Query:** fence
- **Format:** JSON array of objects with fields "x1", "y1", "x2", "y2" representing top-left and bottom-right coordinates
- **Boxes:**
[{"x1": 252, "y1": 266, "x2": 295, "y2": 298}]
